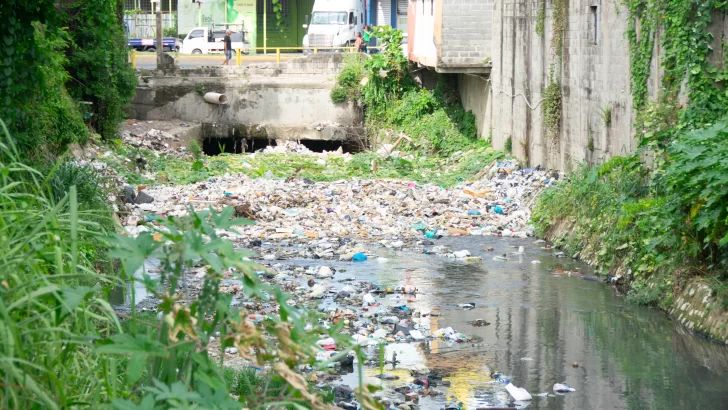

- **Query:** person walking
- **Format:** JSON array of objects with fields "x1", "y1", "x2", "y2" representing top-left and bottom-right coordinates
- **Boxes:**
[{"x1": 222, "y1": 30, "x2": 232, "y2": 65}]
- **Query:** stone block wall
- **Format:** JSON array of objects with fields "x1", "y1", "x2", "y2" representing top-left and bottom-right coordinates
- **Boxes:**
[
  {"x1": 439, "y1": 0, "x2": 495, "y2": 68},
  {"x1": 469, "y1": 0, "x2": 638, "y2": 170}
]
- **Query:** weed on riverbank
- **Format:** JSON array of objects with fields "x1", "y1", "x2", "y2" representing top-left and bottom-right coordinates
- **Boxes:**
[
  {"x1": 103, "y1": 143, "x2": 503, "y2": 188},
  {"x1": 533, "y1": 119, "x2": 728, "y2": 312}
]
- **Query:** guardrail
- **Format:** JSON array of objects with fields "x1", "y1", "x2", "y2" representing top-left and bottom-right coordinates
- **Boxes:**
[{"x1": 129, "y1": 46, "x2": 381, "y2": 68}]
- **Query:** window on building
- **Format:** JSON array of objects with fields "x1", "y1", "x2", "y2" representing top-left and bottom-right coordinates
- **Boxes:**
[{"x1": 591, "y1": 6, "x2": 598, "y2": 45}]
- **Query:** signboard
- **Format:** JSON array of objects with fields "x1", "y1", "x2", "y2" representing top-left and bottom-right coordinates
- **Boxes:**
[
  {"x1": 141, "y1": 38, "x2": 154, "y2": 45},
  {"x1": 234, "y1": 0, "x2": 255, "y2": 14}
]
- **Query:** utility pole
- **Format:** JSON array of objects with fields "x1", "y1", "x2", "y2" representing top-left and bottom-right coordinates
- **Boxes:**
[{"x1": 155, "y1": 0, "x2": 163, "y2": 72}]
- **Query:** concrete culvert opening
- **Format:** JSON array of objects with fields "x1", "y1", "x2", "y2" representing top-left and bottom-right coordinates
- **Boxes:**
[
  {"x1": 202, "y1": 137, "x2": 274, "y2": 155},
  {"x1": 300, "y1": 140, "x2": 363, "y2": 153},
  {"x1": 202, "y1": 138, "x2": 364, "y2": 156}
]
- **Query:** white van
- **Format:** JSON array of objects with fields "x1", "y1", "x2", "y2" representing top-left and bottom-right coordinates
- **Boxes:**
[
  {"x1": 302, "y1": 0, "x2": 366, "y2": 48},
  {"x1": 180, "y1": 26, "x2": 249, "y2": 55}
]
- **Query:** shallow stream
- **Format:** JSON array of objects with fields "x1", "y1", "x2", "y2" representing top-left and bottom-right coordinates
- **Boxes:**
[
  {"x1": 290, "y1": 236, "x2": 728, "y2": 410},
  {"x1": 112, "y1": 235, "x2": 728, "y2": 409}
]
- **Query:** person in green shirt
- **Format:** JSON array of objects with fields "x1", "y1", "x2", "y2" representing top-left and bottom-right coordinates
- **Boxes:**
[{"x1": 363, "y1": 26, "x2": 373, "y2": 54}]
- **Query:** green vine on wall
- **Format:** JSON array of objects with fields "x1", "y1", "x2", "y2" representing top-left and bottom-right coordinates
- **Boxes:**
[
  {"x1": 272, "y1": 0, "x2": 284, "y2": 29},
  {"x1": 626, "y1": 0, "x2": 728, "y2": 132},
  {"x1": 536, "y1": 0, "x2": 546, "y2": 36},
  {"x1": 625, "y1": 0, "x2": 658, "y2": 110},
  {"x1": 543, "y1": 65, "x2": 563, "y2": 138},
  {"x1": 541, "y1": 0, "x2": 568, "y2": 138},
  {"x1": 551, "y1": 0, "x2": 567, "y2": 56}
]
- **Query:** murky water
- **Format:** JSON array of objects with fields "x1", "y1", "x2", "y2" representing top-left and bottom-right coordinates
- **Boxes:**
[
  {"x1": 282, "y1": 236, "x2": 728, "y2": 410},
  {"x1": 111, "y1": 235, "x2": 728, "y2": 409}
]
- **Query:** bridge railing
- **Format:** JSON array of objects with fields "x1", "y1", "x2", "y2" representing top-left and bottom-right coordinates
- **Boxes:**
[{"x1": 129, "y1": 46, "x2": 382, "y2": 68}]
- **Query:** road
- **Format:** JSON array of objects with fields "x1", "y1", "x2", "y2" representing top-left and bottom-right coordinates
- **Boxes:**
[{"x1": 134, "y1": 52, "x2": 304, "y2": 69}]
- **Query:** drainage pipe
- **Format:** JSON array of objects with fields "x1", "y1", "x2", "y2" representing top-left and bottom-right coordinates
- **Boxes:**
[{"x1": 203, "y1": 92, "x2": 228, "y2": 105}]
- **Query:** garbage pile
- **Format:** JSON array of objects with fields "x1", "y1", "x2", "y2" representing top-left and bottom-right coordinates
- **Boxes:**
[
  {"x1": 121, "y1": 127, "x2": 189, "y2": 157},
  {"x1": 120, "y1": 160, "x2": 556, "y2": 250},
  {"x1": 115, "y1": 159, "x2": 567, "y2": 409},
  {"x1": 262, "y1": 140, "x2": 314, "y2": 154}
]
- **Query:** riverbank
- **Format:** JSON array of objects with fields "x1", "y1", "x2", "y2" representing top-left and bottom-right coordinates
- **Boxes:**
[
  {"x1": 541, "y1": 214, "x2": 728, "y2": 344},
  {"x1": 532, "y1": 156, "x2": 728, "y2": 344}
]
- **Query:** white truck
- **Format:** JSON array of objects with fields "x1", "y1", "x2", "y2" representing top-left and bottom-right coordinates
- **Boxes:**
[
  {"x1": 302, "y1": 0, "x2": 366, "y2": 49},
  {"x1": 180, "y1": 24, "x2": 249, "y2": 55}
]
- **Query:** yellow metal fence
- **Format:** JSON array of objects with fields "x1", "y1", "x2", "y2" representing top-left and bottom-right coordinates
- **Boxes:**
[{"x1": 130, "y1": 46, "x2": 381, "y2": 68}]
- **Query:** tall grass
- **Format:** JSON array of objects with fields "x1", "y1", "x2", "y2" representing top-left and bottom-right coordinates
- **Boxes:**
[{"x1": 0, "y1": 121, "x2": 122, "y2": 409}]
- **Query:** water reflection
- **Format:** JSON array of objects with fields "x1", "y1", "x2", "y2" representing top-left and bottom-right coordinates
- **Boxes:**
[{"x1": 329, "y1": 236, "x2": 728, "y2": 409}]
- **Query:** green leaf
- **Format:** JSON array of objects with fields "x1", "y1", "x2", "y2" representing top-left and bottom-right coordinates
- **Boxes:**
[
  {"x1": 60, "y1": 286, "x2": 98, "y2": 313},
  {"x1": 112, "y1": 395, "x2": 157, "y2": 410},
  {"x1": 96, "y1": 334, "x2": 168, "y2": 357},
  {"x1": 128, "y1": 353, "x2": 146, "y2": 384}
]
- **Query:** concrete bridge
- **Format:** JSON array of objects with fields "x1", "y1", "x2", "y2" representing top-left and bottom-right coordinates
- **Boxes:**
[{"x1": 127, "y1": 53, "x2": 363, "y2": 151}]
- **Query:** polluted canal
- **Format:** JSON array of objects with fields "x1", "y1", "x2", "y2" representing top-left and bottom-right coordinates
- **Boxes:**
[
  {"x1": 107, "y1": 150, "x2": 728, "y2": 410},
  {"x1": 269, "y1": 237, "x2": 728, "y2": 410}
]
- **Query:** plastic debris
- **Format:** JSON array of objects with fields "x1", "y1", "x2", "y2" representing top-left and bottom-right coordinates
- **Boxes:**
[
  {"x1": 352, "y1": 252, "x2": 368, "y2": 262},
  {"x1": 409, "y1": 330, "x2": 425, "y2": 340},
  {"x1": 505, "y1": 383, "x2": 532, "y2": 401},
  {"x1": 553, "y1": 383, "x2": 576, "y2": 393},
  {"x1": 316, "y1": 266, "x2": 333, "y2": 279},
  {"x1": 452, "y1": 250, "x2": 472, "y2": 258}
]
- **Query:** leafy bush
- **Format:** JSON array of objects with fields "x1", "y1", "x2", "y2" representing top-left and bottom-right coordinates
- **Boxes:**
[
  {"x1": 362, "y1": 26, "x2": 411, "y2": 109},
  {"x1": 534, "y1": 118, "x2": 728, "y2": 307},
  {"x1": 63, "y1": 0, "x2": 138, "y2": 140},
  {"x1": 390, "y1": 89, "x2": 437, "y2": 124},
  {"x1": 105, "y1": 205, "x2": 371, "y2": 409},
  {"x1": 504, "y1": 136, "x2": 512, "y2": 154},
  {"x1": 45, "y1": 161, "x2": 109, "y2": 211},
  {"x1": 163, "y1": 26, "x2": 178, "y2": 38},
  {"x1": 331, "y1": 53, "x2": 366, "y2": 103},
  {"x1": 330, "y1": 86, "x2": 348, "y2": 103},
  {"x1": 663, "y1": 119, "x2": 728, "y2": 264},
  {"x1": 1, "y1": 0, "x2": 137, "y2": 156},
  {"x1": 0, "y1": 124, "x2": 121, "y2": 408}
]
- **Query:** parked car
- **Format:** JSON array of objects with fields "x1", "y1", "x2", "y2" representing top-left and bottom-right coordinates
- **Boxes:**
[
  {"x1": 127, "y1": 37, "x2": 181, "y2": 52},
  {"x1": 180, "y1": 26, "x2": 249, "y2": 55}
]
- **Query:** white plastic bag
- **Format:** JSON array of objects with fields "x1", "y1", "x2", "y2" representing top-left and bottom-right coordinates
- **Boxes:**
[{"x1": 505, "y1": 383, "x2": 532, "y2": 401}]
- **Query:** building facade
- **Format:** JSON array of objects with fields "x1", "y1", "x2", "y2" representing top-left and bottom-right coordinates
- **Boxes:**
[
  {"x1": 407, "y1": 0, "x2": 493, "y2": 74},
  {"x1": 175, "y1": 0, "x2": 403, "y2": 52}
]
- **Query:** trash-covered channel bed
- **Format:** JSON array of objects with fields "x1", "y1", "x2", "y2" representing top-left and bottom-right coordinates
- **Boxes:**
[{"x1": 107, "y1": 139, "x2": 728, "y2": 410}]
